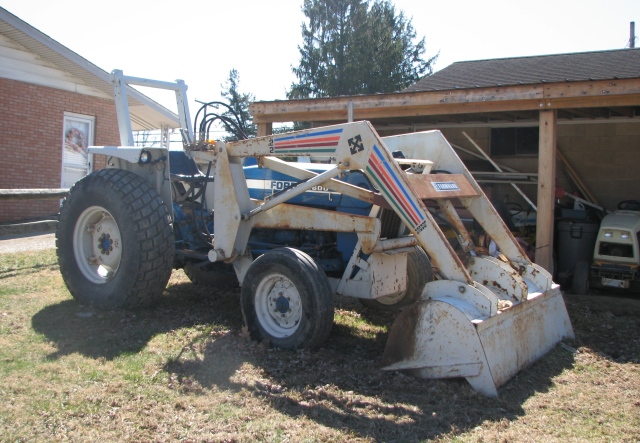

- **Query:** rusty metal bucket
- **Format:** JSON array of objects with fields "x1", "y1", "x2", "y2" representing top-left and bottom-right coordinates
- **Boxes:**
[{"x1": 381, "y1": 280, "x2": 574, "y2": 397}]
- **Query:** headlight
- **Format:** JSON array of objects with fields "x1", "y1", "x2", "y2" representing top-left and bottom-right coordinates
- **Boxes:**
[
  {"x1": 621, "y1": 231, "x2": 631, "y2": 240},
  {"x1": 604, "y1": 230, "x2": 613, "y2": 238},
  {"x1": 139, "y1": 149, "x2": 152, "y2": 164}
]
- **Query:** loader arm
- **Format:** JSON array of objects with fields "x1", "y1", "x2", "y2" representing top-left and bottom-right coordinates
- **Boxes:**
[{"x1": 223, "y1": 121, "x2": 472, "y2": 283}]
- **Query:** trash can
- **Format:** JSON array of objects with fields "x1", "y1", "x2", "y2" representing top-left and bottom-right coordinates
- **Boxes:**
[{"x1": 556, "y1": 219, "x2": 599, "y2": 279}]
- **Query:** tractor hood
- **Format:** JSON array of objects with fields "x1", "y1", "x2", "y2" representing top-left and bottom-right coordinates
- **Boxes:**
[{"x1": 600, "y1": 210, "x2": 640, "y2": 232}]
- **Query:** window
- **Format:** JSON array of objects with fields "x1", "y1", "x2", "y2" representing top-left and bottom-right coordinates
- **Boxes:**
[{"x1": 491, "y1": 127, "x2": 539, "y2": 156}]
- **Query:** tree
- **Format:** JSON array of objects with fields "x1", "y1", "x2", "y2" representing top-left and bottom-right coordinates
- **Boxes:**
[
  {"x1": 220, "y1": 69, "x2": 256, "y2": 140},
  {"x1": 289, "y1": 0, "x2": 437, "y2": 99}
]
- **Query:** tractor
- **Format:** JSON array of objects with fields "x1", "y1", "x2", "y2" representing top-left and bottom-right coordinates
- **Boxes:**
[
  {"x1": 572, "y1": 199, "x2": 640, "y2": 294},
  {"x1": 56, "y1": 71, "x2": 574, "y2": 397}
]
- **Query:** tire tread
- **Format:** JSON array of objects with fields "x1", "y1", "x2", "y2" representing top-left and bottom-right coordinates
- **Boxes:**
[
  {"x1": 240, "y1": 247, "x2": 334, "y2": 350},
  {"x1": 57, "y1": 169, "x2": 174, "y2": 308}
]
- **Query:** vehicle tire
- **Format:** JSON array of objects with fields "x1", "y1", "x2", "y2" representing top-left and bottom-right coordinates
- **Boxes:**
[
  {"x1": 56, "y1": 169, "x2": 175, "y2": 309},
  {"x1": 360, "y1": 247, "x2": 433, "y2": 311},
  {"x1": 184, "y1": 261, "x2": 238, "y2": 288},
  {"x1": 572, "y1": 260, "x2": 591, "y2": 295},
  {"x1": 240, "y1": 248, "x2": 334, "y2": 350}
]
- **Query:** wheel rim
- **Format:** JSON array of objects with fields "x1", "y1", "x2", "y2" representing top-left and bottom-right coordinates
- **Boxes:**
[
  {"x1": 72, "y1": 206, "x2": 122, "y2": 284},
  {"x1": 254, "y1": 273, "x2": 303, "y2": 338}
]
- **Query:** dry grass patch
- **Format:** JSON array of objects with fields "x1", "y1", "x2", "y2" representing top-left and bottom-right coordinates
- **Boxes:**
[{"x1": 0, "y1": 248, "x2": 639, "y2": 442}]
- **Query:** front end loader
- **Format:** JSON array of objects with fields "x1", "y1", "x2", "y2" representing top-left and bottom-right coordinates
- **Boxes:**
[{"x1": 56, "y1": 72, "x2": 573, "y2": 397}]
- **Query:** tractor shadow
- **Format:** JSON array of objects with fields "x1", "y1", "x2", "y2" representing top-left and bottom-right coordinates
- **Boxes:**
[
  {"x1": 156, "y1": 298, "x2": 579, "y2": 442},
  {"x1": 162, "y1": 308, "x2": 576, "y2": 442},
  {"x1": 31, "y1": 280, "x2": 244, "y2": 361}
]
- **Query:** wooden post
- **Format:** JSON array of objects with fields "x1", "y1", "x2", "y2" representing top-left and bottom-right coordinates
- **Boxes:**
[
  {"x1": 535, "y1": 110, "x2": 557, "y2": 272},
  {"x1": 257, "y1": 122, "x2": 273, "y2": 137}
]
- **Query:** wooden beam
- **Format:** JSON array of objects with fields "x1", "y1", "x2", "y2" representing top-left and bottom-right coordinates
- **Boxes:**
[
  {"x1": 535, "y1": 110, "x2": 557, "y2": 272},
  {"x1": 543, "y1": 78, "x2": 640, "y2": 100},
  {"x1": 250, "y1": 84, "x2": 543, "y2": 116},
  {"x1": 257, "y1": 122, "x2": 272, "y2": 137},
  {"x1": 556, "y1": 148, "x2": 599, "y2": 204},
  {"x1": 250, "y1": 78, "x2": 640, "y2": 124},
  {"x1": 252, "y1": 100, "x2": 548, "y2": 124},
  {"x1": 541, "y1": 93, "x2": 640, "y2": 110}
]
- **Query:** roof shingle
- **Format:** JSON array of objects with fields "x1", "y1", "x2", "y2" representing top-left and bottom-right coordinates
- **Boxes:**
[{"x1": 403, "y1": 48, "x2": 640, "y2": 92}]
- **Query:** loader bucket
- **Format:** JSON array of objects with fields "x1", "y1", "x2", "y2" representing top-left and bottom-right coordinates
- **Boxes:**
[{"x1": 381, "y1": 280, "x2": 574, "y2": 397}]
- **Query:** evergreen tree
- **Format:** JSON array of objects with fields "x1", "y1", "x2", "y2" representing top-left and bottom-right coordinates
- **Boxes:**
[
  {"x1": 290, "y1": 0, "x2": 437, "y2": 99},
  {"x1": 220, "y1": 69, "x2": 256, "y2": 140}
]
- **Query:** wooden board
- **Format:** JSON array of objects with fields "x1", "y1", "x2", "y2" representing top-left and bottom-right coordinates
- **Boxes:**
[
  {"x1": 535, "y1": 110, "x2": 557, "y2": 272},
  {"x1": 556, "y1": 148, "x2": 599, "y2": 205},
  {"x1": 250, "y1": 78, "x2": 640, "y2": 124}
]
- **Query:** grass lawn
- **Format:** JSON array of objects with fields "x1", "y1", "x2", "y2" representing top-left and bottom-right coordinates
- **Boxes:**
[{"x1": 1, "y1": 248, "x2": 639, "y2": 442}]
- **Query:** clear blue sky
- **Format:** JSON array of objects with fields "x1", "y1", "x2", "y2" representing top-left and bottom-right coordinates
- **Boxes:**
[{"x1": 2, "y1": 0, "x2": 638, "y2": 116}]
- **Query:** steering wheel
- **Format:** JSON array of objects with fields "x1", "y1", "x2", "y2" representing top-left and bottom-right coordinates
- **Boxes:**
[{"x1": 618, "y1": 200, "x2": 640, "y2": 211}]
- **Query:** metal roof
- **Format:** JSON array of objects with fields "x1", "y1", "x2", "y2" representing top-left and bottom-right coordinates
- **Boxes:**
[
  {"x1": 404, "y1": 48, "x2": 640, "y2": 92},
  {"x1": 0, "y1": 7, "x2": 180, "y2": 131}
]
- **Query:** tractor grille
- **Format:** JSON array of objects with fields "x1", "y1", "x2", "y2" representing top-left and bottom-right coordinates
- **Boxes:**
[{"x1": 598, "y1": 242, "x2": 634, "y2": 258}]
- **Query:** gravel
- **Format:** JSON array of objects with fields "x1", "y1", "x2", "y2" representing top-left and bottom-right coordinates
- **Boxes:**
[{"x1": 0, "y1": 232, "x2": 55, "y2": 254}]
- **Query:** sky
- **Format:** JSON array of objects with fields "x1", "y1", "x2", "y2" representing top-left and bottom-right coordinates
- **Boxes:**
[{"x1": 2, "y1": 0, "x2": 639, "y2": 118}]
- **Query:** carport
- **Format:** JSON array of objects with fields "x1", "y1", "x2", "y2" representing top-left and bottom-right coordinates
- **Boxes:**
[{"x1": 249, "y1": 48, "x2": 640, "y2": 271}]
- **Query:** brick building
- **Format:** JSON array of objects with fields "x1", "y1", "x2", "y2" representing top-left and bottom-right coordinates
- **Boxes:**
[{"x1": 0, "y1": 8, "x2": 179, "y2": 223}]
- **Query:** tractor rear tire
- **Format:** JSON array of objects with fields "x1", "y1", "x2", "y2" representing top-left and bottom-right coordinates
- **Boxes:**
[
  {"x1": 57, "y1": 169, "x2": 174, "y2": 309},
  {"x1": 572, "y1": 260, "x2": 591, "y2": 295},
  {"x1": 240, "y1": 248, "x2": 334, "y2": 350},
  {"x1": 184, "y1": 261, "x2": 238, "y2": 289},
  {"x1": 360, "y1": 247, "x2": 433, "y2": 311}
]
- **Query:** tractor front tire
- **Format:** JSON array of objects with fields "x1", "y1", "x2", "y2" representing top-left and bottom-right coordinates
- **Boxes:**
[
  {"x1": 240, "y1": 248, "x2": 334, "y2": 350},
  {"x1": 360, "y1": 247, "x2": 433, "y2": 311},
  {"x1": 57, "y1": 169, "x2": 174, "y2": 309}
]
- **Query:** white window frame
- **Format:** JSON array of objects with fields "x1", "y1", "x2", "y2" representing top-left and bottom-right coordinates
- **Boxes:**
[{"x1": 61, "y1": 112, "x2": 95, "y2": 186}]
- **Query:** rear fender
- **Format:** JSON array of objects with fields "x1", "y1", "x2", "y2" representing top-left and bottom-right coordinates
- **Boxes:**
[{"x1": 88, "y1": 146, "x2": 172, "y2": 217}]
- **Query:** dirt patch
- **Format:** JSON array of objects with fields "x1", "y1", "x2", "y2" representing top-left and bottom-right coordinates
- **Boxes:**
[{"x1": 564, "y1": 291, "x2": 640, "y2": 362}]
